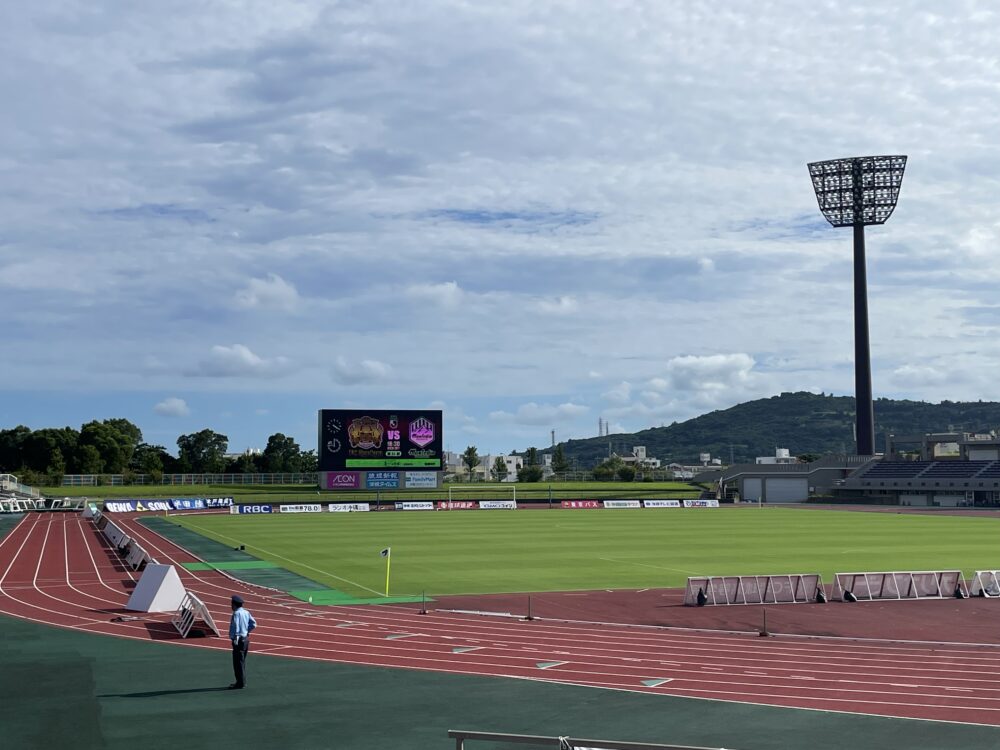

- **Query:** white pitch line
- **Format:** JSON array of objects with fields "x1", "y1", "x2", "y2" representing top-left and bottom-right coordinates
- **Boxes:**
[{"x1": 598, "y1": 557, "x2": 698, "y2": 575}]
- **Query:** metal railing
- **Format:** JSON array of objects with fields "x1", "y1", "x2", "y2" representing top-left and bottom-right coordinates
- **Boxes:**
[
  {"x1": 448, "y1": 730, "x2": 735, "y2": 750},
  {"x1": 60, "y1": 473, "x2": 319, "y2": 487}
]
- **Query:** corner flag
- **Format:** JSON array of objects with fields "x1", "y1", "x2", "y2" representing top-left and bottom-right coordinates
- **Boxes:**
[{"x1": 380, "y1": 548, "x2": 391, "y2": 595}]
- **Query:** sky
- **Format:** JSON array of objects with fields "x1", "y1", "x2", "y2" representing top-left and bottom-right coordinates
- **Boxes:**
[{"x1": 2, "y1": 1, "x2": 1000, "y2": 457}]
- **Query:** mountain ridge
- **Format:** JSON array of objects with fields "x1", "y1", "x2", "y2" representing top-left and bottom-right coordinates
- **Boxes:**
[{"x1": 548, "y1": 392, "x2": 1000, "y2": 467}]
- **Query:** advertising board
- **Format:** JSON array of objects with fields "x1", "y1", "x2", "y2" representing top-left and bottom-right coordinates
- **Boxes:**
[
  {"x1": 236, "y1": 504, "x2": 273, "y2": 514},
  {"x1": 328, "y1": 503, "x2": 371, "y2": 512},
  {"x1": 405, "y1": 471, "x2": 438, "y2": 489},
  {"x1": 437, "y1": 501, "x2": 476, "y2": 510},
  {"x1": 395, "y1": 501, "x2": 434, "y2": 511},
  {"x1": 279, "y1": 504, "x2": 323, "y2": 513},
  {"x1": 365, "y1": 471, "x2": 400, "y2": 489},
  {"x1": 325, "y1": 472, "x2": 361, "y2": 490},
  {"x1": 643, "y1": 500, "x2": 682, "y2": 508},
  {"x1": 603, "y1": 500, "x2": 641, "y2": 509},
  {"x1": 103, "y1": 497, "x2": 234, "y2": 512},
  {"x1": 479, "y1": 500, "x2": 517, "y2": 510},
  {"x1": 684, "y1": 499, "x2": 720, "y2": 508},
  {"x1": 319, "y1": 409, "x2": 443, "y2": 471},
  {"x1": 561, "y1": 500, "x2": 601, "y2": 509}
]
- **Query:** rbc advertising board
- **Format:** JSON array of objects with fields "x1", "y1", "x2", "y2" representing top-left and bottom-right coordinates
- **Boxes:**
[{"x1": 318, "y1": 409, "x2": 443, "y2": 472}]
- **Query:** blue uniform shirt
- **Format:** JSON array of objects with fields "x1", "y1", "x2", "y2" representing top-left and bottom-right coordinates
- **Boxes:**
[{"x1": 229, "y1": 607, "x2": 257, "y2": 640}]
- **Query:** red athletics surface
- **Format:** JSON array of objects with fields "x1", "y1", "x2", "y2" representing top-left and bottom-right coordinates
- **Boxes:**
[{"x1": 4, "y1": 513, "x2": 1000, "y2": 726}]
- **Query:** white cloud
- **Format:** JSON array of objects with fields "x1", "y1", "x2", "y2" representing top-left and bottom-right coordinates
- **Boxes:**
[
  {"x1": 490, "y1": 402, "x2": 589, "y2": 425},
  {"x1": 602, "y1": 382, "x2": 632, "y2": 405},
  {"x1": 405, "y1": 281, "x2": 464, "y2": 308},
  {"x1": 4, "y1": 2, "x2": 1000, "y2": 453},
  {"x1": 663, "y1": 354, "x2": 757, "y2": 393},
  {"x1": 153, "y1": 397, "x2": 190, "y2": 417},
  {"x1": 188, "y1": 344, "x2": 292, "y2": 378},
  {"x1": 234, "y1": 273, "x2": 300, "y2": 311},
  {"x1": 535, "y1": 296, "x2": 578, "y2": 315},
  {"x1": 891, "y1": 364, "x2": 949, "y2": 388},
  {"x1": 331, "y1": 356, "x2": 392, "y2": 385}
]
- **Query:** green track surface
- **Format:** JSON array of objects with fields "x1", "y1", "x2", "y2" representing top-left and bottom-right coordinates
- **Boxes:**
[
  {"x1": 173, "y1": 507, "x2": 1000, "y2": 598},
  {"x1": 0, "y1": 513, "x2": 23, "y2": 539},
  {"x1": 2, "y1": 614, "x2": 999, "y2": 750},
  {"x1": 180, "y1": 561, "x2": 280, "y2": 571},
  {"x1": 142, "y1": 517, "x2": 416, "y2": 604}
]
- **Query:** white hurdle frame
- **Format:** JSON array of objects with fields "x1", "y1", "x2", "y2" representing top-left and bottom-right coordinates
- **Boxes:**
[
  {"x1": 971, "y1": 571, "x2": 1000, "y2": 597},
  {"x1": 683, "y1": 574, "x2": 823, "y2": 606},
  {"x1": 832, "y1": 570, "x2": 967, "y2": 602},
  {"x1": 170, "y1": 592, "x2": 221, "y2": 638}
]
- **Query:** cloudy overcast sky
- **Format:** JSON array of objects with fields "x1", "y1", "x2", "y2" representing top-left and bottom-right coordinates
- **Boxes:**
[{"x1": 2, "y1": 1, "x2": 999, "y2": 456}]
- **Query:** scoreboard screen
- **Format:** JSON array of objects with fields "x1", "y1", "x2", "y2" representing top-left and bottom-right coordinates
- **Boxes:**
[{"x1": 318, "y1": 409, "x2": 443, "y2": 471}]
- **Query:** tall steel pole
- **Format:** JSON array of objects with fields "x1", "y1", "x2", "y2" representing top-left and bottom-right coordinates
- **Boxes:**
[
  {"x1": 808, "y1": 155, "x2": 907, "y2": 457},
  {"x1": 852, "y1": 221, "x2": 874, "y2": 455}
]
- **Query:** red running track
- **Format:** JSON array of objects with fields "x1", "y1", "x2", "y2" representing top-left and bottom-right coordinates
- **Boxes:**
[{"x1": 3, "y1": 512, "x2": 1000, "y2": 726}]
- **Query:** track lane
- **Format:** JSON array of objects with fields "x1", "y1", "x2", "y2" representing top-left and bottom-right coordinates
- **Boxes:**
[{"x1": 3, "y1": 513, "x2": 1000, "y2": 726}]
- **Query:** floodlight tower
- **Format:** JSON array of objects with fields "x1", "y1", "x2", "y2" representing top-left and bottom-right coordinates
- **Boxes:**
[{"x1": 807, "y1": 155, "x2": 907, "y2": 456}]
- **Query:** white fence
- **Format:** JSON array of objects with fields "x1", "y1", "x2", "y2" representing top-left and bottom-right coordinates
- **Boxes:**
[
  {"x1": 62, "y1": 473, "x2": 319, "y2": 487},
  {"x1": 684, "y1": 574, "x2": 823, "y2": 606},
  {"x1": 832, "y1": 570, "x2": 967, "y2": 602}
]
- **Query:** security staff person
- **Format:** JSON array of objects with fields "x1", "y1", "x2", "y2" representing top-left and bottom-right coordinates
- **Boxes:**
[{"x1": 228, "y1": 595, "x2": 257, "y2": 689}]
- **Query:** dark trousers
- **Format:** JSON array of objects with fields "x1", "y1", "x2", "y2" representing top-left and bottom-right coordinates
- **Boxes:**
[{"x1": 232, "y1": 636, "x2": 249, "y2": 686}]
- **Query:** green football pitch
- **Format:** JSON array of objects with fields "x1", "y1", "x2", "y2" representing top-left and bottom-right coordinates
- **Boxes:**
[{"x1": 172, "y1": 508, "x2": 1000, "y2": 599}]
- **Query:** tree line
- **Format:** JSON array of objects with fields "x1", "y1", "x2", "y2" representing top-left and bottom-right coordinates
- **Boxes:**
[{"x1": 0, "y1": 420, "x2": 317, "y2": 485}]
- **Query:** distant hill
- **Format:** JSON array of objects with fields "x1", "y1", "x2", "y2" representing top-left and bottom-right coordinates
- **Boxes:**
[{"x1": 550, "y1": 392, "x2": 1000, "y2": 467}]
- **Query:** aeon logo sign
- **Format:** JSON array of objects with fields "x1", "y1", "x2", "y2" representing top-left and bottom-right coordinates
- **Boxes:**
[
  {"x1": 409, "y1": 417, "x2": 435, "y2": 448},
  {"x1": 326, "y1": 472, "x2": 360, "y2": 490}
]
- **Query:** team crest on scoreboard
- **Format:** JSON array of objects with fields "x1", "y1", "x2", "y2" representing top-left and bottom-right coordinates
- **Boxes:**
[
  {"x1": 348, "y1": 416, "x2": 384, "y2": 450},
  {"x1": 409, "y1": 417, "x2": 435, "y2": 448}
]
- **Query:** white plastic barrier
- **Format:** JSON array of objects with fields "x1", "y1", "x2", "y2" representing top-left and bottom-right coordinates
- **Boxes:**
[
  {"x1": 971, "y1": 571, "x2": 1000, "y2": 597},
  {"x1": 170, "y1": 592, "x2": 221, "y2": 638},
  {"x1": 832, "y1": 570, "x2": 967, "y2": 602},
  {"x1": 684, "y1": 574, "x2": 824, "y2": 606},
  {"x1": 127, "y1": 564, "x2": 187, "y2": 613}
]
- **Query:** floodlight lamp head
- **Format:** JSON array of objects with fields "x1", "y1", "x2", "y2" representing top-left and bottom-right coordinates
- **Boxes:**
[{"x1": 807, "y1": 155, "x2": 907, "y2": 227}]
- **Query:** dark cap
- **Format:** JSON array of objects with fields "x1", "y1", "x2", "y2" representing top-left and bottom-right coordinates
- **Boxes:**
[{"x1": 231, "y1": 595, "x2": 244, "y2": 606}]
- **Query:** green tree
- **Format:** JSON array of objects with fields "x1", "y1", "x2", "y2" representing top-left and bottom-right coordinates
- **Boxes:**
[
  {"x1": 262, "y1": 433, "x2": 302, "y2": 473},
  {"x1": 524, "y1": 447, "x2": 539, "y2": 466},
  {"x1": 78, "y1": 421, "x2": 129, "y2": 473},
  {"x1": 0, "y1": 425, "x2": 32, "y2": 472},
  {"x1": 102, "y1": 418, "x2": 143, "y2": 466},
  {"x1": 491, "y1": 456, "x2": 508, "y2": 482},
  {"x1": 517, "y1": 464, "x2": 543, "y2": 482},
  {"x1": 131, "y1": 443, "x2": 173, "y2": 474},
  {"x1": 592, "y1": 455, "x2": 623, "y2": 481},
  {"x1": 76, "y1": 444, "x2": 104, "y2": 474},
  {"x1": 177, "y1": 429, "x2": 229, "y2": 473},
  {"x1": 551, "y1": 444, "x2": 569, "y2": 477},
  {"x1": 461, "y1": 446, "x2": 480, "y2": 482},
  {"x1": 616, "y1": 465, "x2": 636, "y2": 482},
  {"x1": 298, "y1": 449, "x2": 318, "y2": 473}
]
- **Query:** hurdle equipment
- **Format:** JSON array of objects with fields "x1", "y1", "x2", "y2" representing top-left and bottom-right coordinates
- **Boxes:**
[
  {"x1": 970, "y1": 571, "x2": 1000, "y2": 597},
  {"x1": 126, "y1": 563, "x2": 187, "y2": 612},
  {"x1": 683, "y1": 574, "x2": 824, "y2": 606},
  {"x1": 171, "y1": 592, "x2": 221, "y2": 638},
  {"x1": 832, "y1": 570, "x2": 967, "y2": 602}
]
